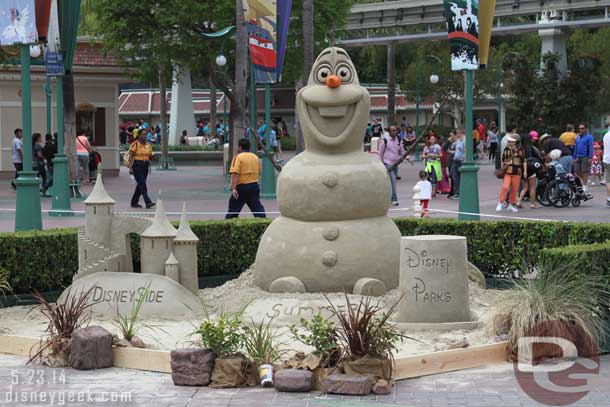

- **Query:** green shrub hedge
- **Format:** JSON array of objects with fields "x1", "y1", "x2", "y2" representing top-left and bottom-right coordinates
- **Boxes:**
[
  {"x1": 539, "y1": 241, "x2": 610, "y2": 279},
  {"x1": 0, "y1": 229, "x2": 78, "y2": 294},
  {"x1": 3, "y1": 218, "x2": 610, "y2": 294}
]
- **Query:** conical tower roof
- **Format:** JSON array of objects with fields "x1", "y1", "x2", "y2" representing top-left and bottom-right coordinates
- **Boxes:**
[
  {"x1": 83, "y1": 172, "x2": 115, "y2": 205},
  {"x1": 141, "y1": 198, "x2": 177, "y2": 238},
  {"x1": 165, "y1": 250, "x2": 179, "y2": 265},
  {"x1": 174, "y1": 203, "x2": 199, "y2": 243}
]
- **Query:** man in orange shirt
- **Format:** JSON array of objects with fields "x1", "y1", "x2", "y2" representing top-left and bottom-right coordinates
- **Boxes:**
[{"x1": 225, "y1": 138, "x2": 266, "y2": 219}]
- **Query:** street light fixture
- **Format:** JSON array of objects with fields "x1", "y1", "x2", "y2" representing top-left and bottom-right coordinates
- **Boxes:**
[
  {"x1": 215, "y1": 54, "x2": 227, "y2": 67},
  {"x1": 429, "y1": 74, "x2": 439, "y2": 85},
  {"x1": 29, "y1": 45, "x2": 41, "y2": 58}
]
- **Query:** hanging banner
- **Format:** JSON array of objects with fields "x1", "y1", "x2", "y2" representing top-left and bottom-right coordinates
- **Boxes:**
[
  {"x1": 443, "y1": 0, "x2": 479, "y2": 71},
  {"x1": 243, "y1": 0, "x2": 278, "y2": 84},
  {"x1": 0, "y1": 0, "x2": 38, "y2": 46},
  {"x1": 275, "y1": 0, "x2": 292, "y2": 81},
  {"x1": 45, "y1": 0, "x2": 63, "y2": 76},
  {"x1": 478, "y1": 0, "x2": 496, "y2": 69}
]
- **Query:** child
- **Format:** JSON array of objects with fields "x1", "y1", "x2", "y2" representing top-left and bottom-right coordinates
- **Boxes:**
[
  {"x1": 591, "y1": 141, "x2": 603, "y2": 186},
  {"x1": 416, "y1": 170, "x2": 432, "y2": 218}
]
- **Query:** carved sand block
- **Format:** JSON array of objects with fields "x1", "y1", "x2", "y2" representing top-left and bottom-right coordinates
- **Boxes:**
[
  {"x1": 254, "y1": 47, "x2": 400, "y2": 294},
  {"x1": 396, "y1": 236, "x2": 473, "y2": 325},
  {"x1": 59, "y1": 272, "x2": 201, "y2": 318}
]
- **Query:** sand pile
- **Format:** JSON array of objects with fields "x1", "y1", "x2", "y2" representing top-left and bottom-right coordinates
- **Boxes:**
[{"x1": 0, "y1": 270, "x2": 503, "y2": 356}]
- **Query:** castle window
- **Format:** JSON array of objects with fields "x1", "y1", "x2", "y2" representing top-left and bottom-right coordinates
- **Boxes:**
[
  {"x1": 166, "y1": 240, "x2": 169, "y2": 249},
  {"x1": 152, "y1": 240, "x2": 155, "y2": 249},
  {"x1": 93, "y1": 206, "x2": 96, "y2": 215}
]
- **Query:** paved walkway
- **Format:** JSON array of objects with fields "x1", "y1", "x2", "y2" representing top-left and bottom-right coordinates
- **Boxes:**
[
  {"x1": 1, "y1": 156, "x2": 610, "y2": 232},
  {"x1": 0, "y1": 354, "x2": 608, "y2": 406}
]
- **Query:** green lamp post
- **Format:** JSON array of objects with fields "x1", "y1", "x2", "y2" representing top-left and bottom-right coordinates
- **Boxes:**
[
  {"x1": 495, "y1": 69, "x2": 503, "y2": 170},
  {"x1": 260, "y1": 83, "x2": 276, "y2": 199},
  {"x1": 50, "y1": 0, "x2": 81, "y2": 217},
  {"x1": 15, "y1": 44, "x2": 43, "y2": 231},
  {"x1": 458, "y1": 70, "x2": 480, "y2": 221},
  {"x1": 415, "y1": 55, "x2": 441, "y2": 161}
]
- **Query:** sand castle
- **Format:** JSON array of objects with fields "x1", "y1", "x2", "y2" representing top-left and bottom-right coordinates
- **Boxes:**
[{"x1": 74, "y1": 174, "x2": 199, "y2": 295}]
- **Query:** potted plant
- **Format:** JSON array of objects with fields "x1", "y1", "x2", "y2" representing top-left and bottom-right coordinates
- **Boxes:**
[
  {"x1": 289, "y1": 314, "x2": 341, "y2": 389},
  {"x1": 325, "y1": 294, "x2": 408, "y2": 384},
  {"x1": 243, "y1": 318, "x2": 285, "y2": 387},
  {"x1": 195, "y1": 312, "x2": 255, "y2": 388},
  {"x1": 490, "y1": 259, "x2": 610, "y2": 364}
]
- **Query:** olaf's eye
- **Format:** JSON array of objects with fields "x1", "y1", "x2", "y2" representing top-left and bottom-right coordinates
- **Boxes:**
[
  {"x1": 315, "y1": 64, "x2": 333, "y2": 84},
  {"x1": 335, "y1": 64, "x2": 353, "y2": 83}
]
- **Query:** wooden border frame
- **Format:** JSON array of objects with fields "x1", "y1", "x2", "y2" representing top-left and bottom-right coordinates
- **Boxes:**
[{"x1": 0, "y1": 335, "x2": 508, "y2": 379}]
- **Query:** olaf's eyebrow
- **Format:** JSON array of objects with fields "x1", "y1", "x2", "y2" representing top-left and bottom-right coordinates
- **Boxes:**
[
  {"x1": 319, "y1": 50, "x2": 331, "y2": 57},
  {"x1": 336, "y1": 49, "x2": 349, "y2": 58}
]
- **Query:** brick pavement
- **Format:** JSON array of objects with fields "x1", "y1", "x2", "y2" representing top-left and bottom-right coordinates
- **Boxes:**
[
  {"x1": 1, "y1": 158, "x2": 610, "y2": 232},
  {"x1": 0, "y1": 354, "x2": 608, "y2": 406}
]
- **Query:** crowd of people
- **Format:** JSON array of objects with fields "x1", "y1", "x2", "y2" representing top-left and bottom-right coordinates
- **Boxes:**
[
  {"x1": 10, "y1": 128, "x2": 100, "y2": 196},
  {"x1": 373, "y1": 116, "x2": 610, "y2": 216}
]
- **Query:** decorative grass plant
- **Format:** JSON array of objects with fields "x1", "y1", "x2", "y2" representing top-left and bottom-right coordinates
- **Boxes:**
[
  {"x1": 324, "y1": 294, "x2": 409, "y2": 378},
  {"x1": 28, "y1": 287, "x2": 94, "y2": 367},
  {"x1": 243, "y1": 318, "x2": 285, "y2": 365},
  {"x1": 490, "y1": 258, "x2": 610, "y2": 357}
]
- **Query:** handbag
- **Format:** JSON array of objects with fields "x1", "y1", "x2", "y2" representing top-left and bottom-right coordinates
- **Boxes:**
[{"x1": 494, "y1": 167, "x2": 506, "y2": 179}]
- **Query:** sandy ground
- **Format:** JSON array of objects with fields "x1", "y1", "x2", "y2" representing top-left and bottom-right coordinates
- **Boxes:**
[{"x1": 0, "y1": 271, "x2": 503, "y2": 358}]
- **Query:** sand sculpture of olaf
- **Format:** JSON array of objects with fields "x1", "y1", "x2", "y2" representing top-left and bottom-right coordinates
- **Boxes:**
[{"x1": 254, "y1": 47, "x2": 401, "y2": 295}]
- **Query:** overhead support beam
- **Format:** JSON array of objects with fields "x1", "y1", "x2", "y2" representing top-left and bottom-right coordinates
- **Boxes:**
[{"x1": 338, "y1": 17, "x2": 610, "y2": 47}]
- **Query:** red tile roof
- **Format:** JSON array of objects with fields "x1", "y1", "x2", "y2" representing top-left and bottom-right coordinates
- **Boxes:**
[{"x1": 73, "y1": 43, "x2": 119, "y2": 67}]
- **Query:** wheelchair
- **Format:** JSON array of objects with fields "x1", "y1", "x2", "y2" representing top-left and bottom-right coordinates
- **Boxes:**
[{"x1": 537, "y1": 166, "x2": 593, "y2": 208}]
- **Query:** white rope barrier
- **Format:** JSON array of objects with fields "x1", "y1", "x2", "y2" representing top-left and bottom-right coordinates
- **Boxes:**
[{"x1": 0, "y1": 206, "x2": 569, "y2": 222}]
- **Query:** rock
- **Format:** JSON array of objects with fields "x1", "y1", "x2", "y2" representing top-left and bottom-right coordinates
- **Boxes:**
[
  {"x1": 274, "y1": 369, "x2": 314, "y2": 392},
  {"x1": 467, "y1": 261, "x2": 486, "y2": 289},
  {"x1": 373, "y1": 379, "x2": 393, "y2": 395},
  {"x1": 71, "y1": 326, "x2": 113, "y2": 370},
  {"x1": 447, "y1": 338, "x2": 469, "y2": 350},
  {"x1": 323, "y1": 374, "x2": 372, "y2": 396},
  {"x1": 353, "y1": 278, "x2": 386, "y2": 297},
  {"x1": 130, "y1": 336, "x2": 146, "y2": 348},
  {"x1": 114, "y1": 338, "x2": 133, "y2": 348},
  {"x1": 269, "y1": 277, "x2": 306, "y2": 294},
  {"x1": 170, "y1": 348, "x2": 216, "y2": 386}
]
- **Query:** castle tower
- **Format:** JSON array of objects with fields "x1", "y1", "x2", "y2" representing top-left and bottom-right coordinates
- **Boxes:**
[
  {"x1": 83, "y1": 172, "x2": 115, "y2": 247},
  {"x1": 164, "y1": 251, "x2": 180, "y2": 283},
  {"x1": 140, "y1": 198, "x2": 177, "y2": 275},
  {"x1": 172, "y1": 203, "x2": 199, "y2": 294}
]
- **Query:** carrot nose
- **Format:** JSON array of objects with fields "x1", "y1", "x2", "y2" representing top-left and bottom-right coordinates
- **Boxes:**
[{"x1": 326, "y1": 75, "x2": 341, "y2": 89}]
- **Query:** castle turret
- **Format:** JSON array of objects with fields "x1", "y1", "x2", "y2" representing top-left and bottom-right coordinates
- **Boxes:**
[
  {"x1": 83, "y1": 171, "x2": 115, "y2": 247},
  {"x1": 172, "y1": 203, "x2": 199, "y2": 294},
  {"x1": 140, "y1": 198, "x2": 177, "y2": 275},
  {"x1": 164, "y1": 251, "x2": 180, "y2": 283}
]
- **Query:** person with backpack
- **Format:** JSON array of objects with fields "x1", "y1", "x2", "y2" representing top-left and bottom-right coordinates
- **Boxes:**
[
  {"x1": 378, "y1": 125, "x2": 408, "y2": 206},
  {"x1": 516, "y1": 133, "x2": 544, "y2": 209},
  {"x1": 127, "y1": 128, "x2": 155, "y2": 209}
]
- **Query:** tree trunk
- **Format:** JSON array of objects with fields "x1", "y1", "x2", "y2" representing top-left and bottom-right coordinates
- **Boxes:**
[
  {"x1": 387, "y1": 42, "x2": 396, "y2": 126},
  {"x1": 295, "y1": 0, "x2": 314, "y2": 153},
  {"x1": 159, "y1": 69, "x2": 169, "y2": 164},
  {"x1": 62, "y1": 72, "x2": 77, "y2": 182},
  {"x1": 209, "y1": 74, "x2": 217, "y2": 139},
  {"x1": 232, "y1": 0, "x2": 248, "y2": 158}
]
